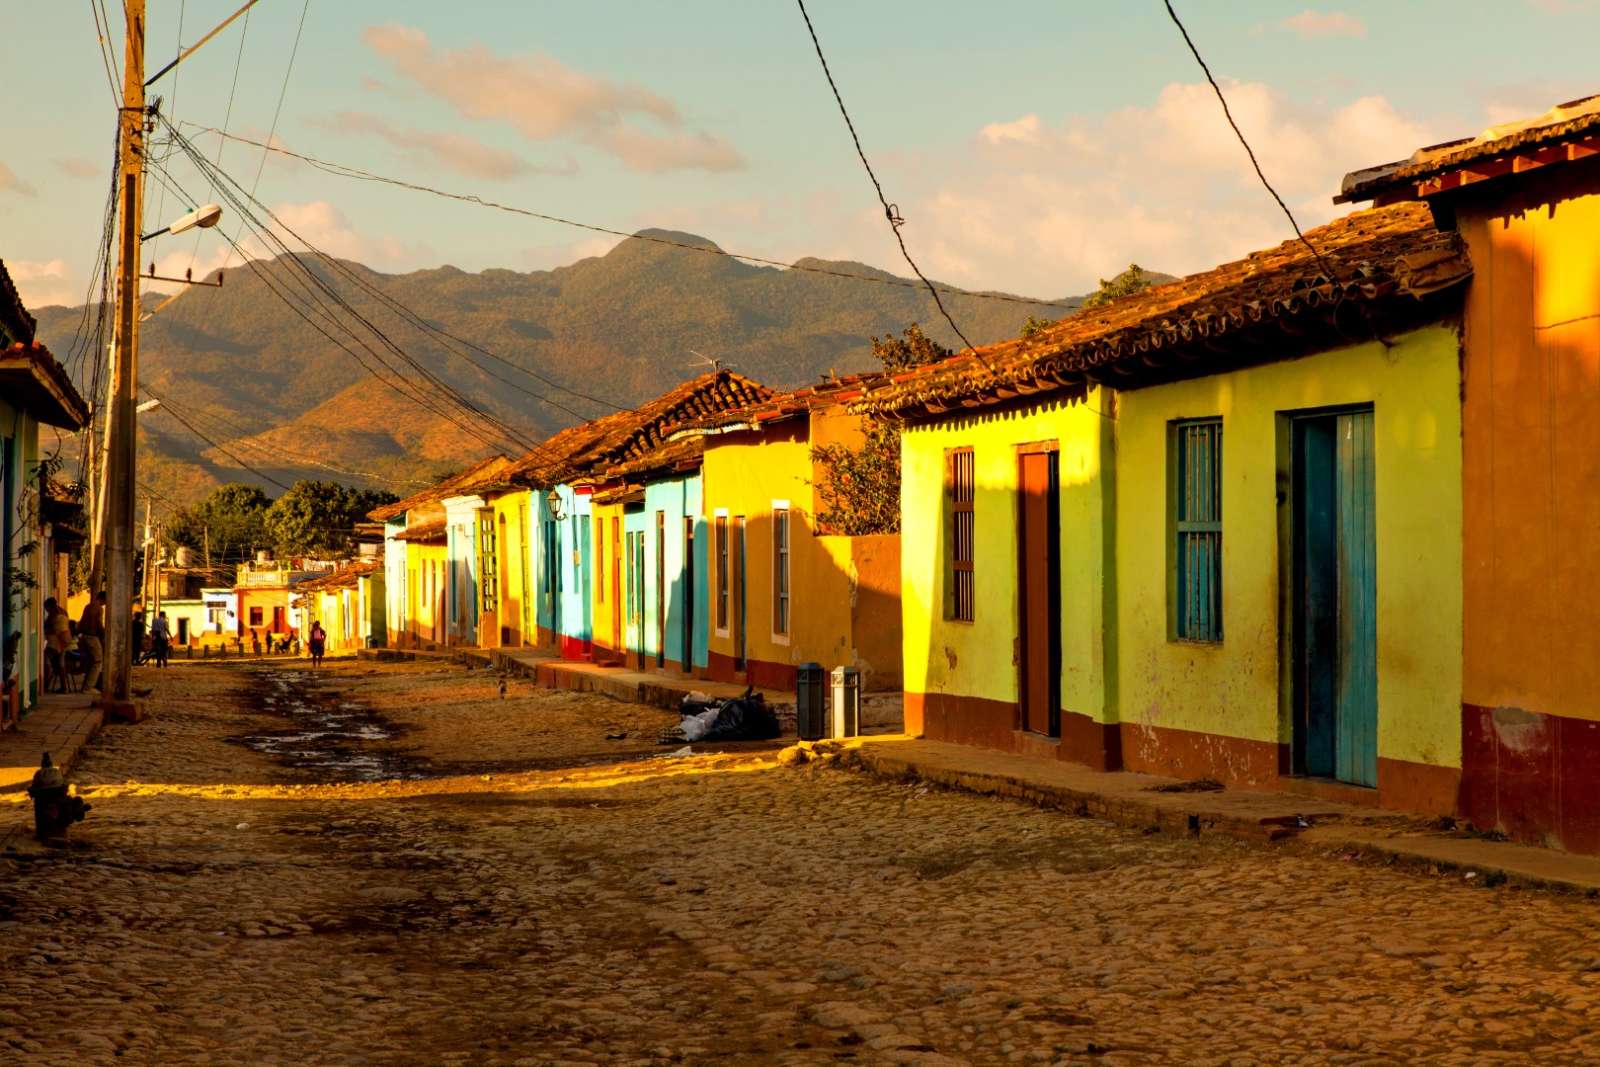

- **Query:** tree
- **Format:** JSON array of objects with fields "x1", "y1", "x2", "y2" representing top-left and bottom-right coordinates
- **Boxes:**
[
  {"x1": 868, "y1": 322, "x2": 952, "y2": 371},
  {"x1": 1082, "y1": 263, "x2": 1157, "y2": 310},
  {"x1": 165, "y1": 483, "x2": 271, "y2": 562},
  {"x1": 812, "y1": 326, "x2": 950, "y2": 535},
  {"x1": 262, "y1": 481, "x2": 398, "y2": 559}
]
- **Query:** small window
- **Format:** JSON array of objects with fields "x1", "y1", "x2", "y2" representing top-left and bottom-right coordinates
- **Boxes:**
[
  {"x1": 772, "y1": 506, "x2": 790, "y2": 636},
  {"x1": 248, "y1": 606, "x2": 264, "y2": 627},
  {"x1": 715, "y1": 515, "x2": 730, "y2": 631},
  {"x1": 1172, "y1": 418, "x2": 1223, "y2": 642},
  {"x1": 478, "y1": 510, "x2": 498, "y2": 612},
  {"x1": 947, "y1": 448, "x2": 975, "y2": 622}
]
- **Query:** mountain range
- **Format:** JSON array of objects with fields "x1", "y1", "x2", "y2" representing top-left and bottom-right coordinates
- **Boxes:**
[{"x1": 33, "y1": 230, "x2": 1084, "y2": 511}]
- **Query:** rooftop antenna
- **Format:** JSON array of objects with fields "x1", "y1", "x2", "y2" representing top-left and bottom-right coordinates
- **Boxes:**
[{"x1": 687, "y1": 349, "x2": 735, "y2": 372}]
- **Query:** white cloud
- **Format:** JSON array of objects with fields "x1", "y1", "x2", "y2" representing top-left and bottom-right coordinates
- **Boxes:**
[
  {"x1": 54, "y1": 158, "x2": 100, "y2": 181},
  {"x1": 1282, "y1": 10, "x2": 1367, "y2": 37},
  {"x1": 0, "y1": 162, "x2": 36, "y2": 197},
  {"x1": 320, "y1": 111, "x2": 575, "y2": 180},
  {"x1": 873, "y1": 80, "x2": 1437, "y2": 298},
  {"x1": 360, "y1": 24, "x2": 744, "y2": 174},
  {"x1": 8, "y1": 259, "x2": 74, "y2": 307}
]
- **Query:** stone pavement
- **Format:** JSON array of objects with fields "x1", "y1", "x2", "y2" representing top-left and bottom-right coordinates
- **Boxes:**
[
  {"x1": 844, "y1": 734, "x2": 1600, "y2": 895},
  {"x1": 11, "y1": 663, "x2": 1600, "y2": 1062}
]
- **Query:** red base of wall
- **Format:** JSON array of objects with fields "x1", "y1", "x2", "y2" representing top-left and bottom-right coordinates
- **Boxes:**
[
  {"x1": 1460, "y1": 702, "x2": 1600, "y2": 853},
  {"x1": 707, "y1": 650, "x2": 798, "y2": 694},
  {"x1": 906, "y1": 691, "x2": 1458, "y2": 817},
  {"x1": 559, "y1": 633, "x2": 592, "y2": 661}
]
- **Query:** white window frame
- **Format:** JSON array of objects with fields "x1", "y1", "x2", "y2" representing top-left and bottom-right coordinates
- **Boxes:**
[{"x1": 771, "y1": 499, "x2": 791, "y2": 644}]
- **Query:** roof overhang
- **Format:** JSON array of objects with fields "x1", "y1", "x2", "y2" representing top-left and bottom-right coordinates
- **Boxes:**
[{"x1": 0, "y1": 343, "x2": 89, "y2": 429}]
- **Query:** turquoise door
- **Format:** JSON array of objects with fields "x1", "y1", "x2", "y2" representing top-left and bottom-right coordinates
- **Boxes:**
[{"x1": 1292, "y1": 408, "x2": 1377, "y2": 787}]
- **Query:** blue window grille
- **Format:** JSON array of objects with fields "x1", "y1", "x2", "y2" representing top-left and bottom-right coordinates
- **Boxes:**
[{"x1": 1173, "y1": 418, "x2": 1222, "y2": 642}]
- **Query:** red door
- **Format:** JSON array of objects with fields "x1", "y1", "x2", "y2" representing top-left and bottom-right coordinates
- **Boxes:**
[{"x1": 1018, "y1": 451, "x2": 1060, "y2": 737}]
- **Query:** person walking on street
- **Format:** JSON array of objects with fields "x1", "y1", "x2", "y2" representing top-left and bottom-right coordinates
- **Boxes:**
[
  {"x1": 149, "y1": 611, "x2": 171, "y2": 668},
  {"x1": 78, "y1": 592, "x2": 106, "y2": 693},
  {"x1": 308, "y1": 621, "x2": 327, "y2": 668},
  {"x1": 131, "y1": 610, "x2": 147, "y2": 666}
]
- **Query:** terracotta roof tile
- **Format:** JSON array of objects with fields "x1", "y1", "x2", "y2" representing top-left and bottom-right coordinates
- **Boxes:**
[
  {"x1": 853, "y1": 203, "x2": 1470, "y2": 419},
  {"x1": 0, "y1": 341, "x2": 89, "y2": 429},
  {"x1": 508, "y1": 369, "x2": 772, "y2": 488},
  {"x1": 1338, "y1": 92, "x2": 1600, "y2": 203},
  {"x1": 367, "y1": 455, "x2": 508, "y2": 521}
]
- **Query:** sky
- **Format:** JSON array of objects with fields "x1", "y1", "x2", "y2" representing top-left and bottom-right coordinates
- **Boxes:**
[{"x1": 4, "y1": 0, "x2": 1599, "y2": 310}]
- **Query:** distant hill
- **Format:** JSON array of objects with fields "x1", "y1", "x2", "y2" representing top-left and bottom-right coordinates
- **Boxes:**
[{"x1": 33, "y1": 230, "x2": 1090, "y2": 509}]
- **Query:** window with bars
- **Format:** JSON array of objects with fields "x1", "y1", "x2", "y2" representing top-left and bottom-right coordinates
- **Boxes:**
[
  {"x1": 715, "y1": 514, "x2": 730, "y2": 631},
  {"x1": 947, "y1": 448, "x2": 975, "y2": 622},
  {"x1": 1172, "y1": 418, "x2": 1223, "y2": 642},
  {"x1": 478, "y1": 510, "x2": 499, "y2": 612},
  {"x1": 772, "y1": 506, "x2": 790, "y2": 636}
]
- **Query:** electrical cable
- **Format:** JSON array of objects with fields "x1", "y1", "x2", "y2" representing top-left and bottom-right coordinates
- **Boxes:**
[
  {"x1": 1160, "y1": 0, "x2": 1336, "y2": 281},
  {"x1": 189, "y1": 2, "x2": 251, "y2": 276},
  {"x1": 182, "y1": 124, "x2": 1077, "y2": 312},
  {"x1": 158, "y1": 123, "x2": 537, "y2": 454},
  {"x1": 792, "y1": 0, "x2": 979, "y2": 358},
  {"x1": 148, "y1": 396, "x2": 293, "y2": 491},
  {"x1": 147, "y1": 0, "x2": 185, "y2": 255},
  {"x1": 163, "y1": 120, "x2": 559, "y2": 455},
  {"x1": 88, "y1": 0, "x2": 122, "y2": 108}
]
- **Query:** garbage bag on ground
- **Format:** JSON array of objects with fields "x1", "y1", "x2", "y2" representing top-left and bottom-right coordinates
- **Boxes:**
[{"x1": 674, "y1": 687, "x2": 781, "y2": 742}]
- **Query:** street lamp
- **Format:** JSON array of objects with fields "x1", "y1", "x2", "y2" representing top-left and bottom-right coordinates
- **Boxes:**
[{"x1": 141, "y1": 202, "x2": 222, "y2": 242}]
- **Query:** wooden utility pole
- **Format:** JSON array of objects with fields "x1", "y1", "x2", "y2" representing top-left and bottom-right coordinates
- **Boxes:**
[{"x1": 102, "y1": 0, "x2": 146, "y2": 709}]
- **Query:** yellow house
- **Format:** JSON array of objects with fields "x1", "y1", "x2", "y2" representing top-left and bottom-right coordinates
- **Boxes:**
[
  {"x1": 858, "y1": 203, "x2": 1472, "y2": 814},
  {"x1": 400, "y1": 516, "x2": 449, "y2": 649},
  {"x1": 684, "y1": 378, "x2": 902, "y2": 693}
]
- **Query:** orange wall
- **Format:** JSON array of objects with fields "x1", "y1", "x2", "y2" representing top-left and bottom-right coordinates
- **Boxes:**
[{"x1": 1458, "y1": 164, "x2": 1600, "y2": 720}]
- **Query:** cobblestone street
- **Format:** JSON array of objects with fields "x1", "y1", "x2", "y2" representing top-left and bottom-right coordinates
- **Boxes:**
[{"x1": 4, "y1": 663, "x2": 1600, "y2": 1065}]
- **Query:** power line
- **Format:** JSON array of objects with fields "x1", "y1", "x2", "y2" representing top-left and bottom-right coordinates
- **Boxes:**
[
  {"x1": 792, "y1": 0, "x2": 977, "y2": 356},
  {"x1": 1160, "y1": 0, "x2": 1335, "y2": 281},
  {"x1": 248, "y1": 0, "x2": 308, "y2": 198},
  {"x1": 140, "y1": 385, "x2": 436, "y2": 488},
  {"x1": 147, "y1": 396, "x2": 293, "y2": 491},
  {"x1": 183, "y1": 124, "x2": 1078, "y2": 312},
  {"x1": 148, "y1": 0, "x2": 186, "y2": 248},
  {"x1": 87, "y1": 0, "x2": 121, "y2": 108},
  {"x1": 162, "y1": 129, "x2": 549, "y2": 464},
  {"x1": 190, "y1": 1, "x2": 252, "y2": 276}
]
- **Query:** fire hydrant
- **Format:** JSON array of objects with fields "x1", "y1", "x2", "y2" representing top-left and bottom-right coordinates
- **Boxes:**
[{"x1": 28, "y1": 753, "x2": 89, "y2": 842}]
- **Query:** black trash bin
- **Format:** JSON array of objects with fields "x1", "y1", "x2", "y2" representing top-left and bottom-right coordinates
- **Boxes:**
[{"x1": 796, "y1": 663, "x2": 826, "y2": 740}]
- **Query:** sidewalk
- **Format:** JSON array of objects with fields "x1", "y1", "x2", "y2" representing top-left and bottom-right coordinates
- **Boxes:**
[
  {"x1": 0, "y1": 692, "x2": 105, "y2": 853},
  {"x1": 842, "y1": 734, "x2": 1600, "y2": 895},
  {"x1": 0, "y1": 693, "x2": 104, "y2": 793}
]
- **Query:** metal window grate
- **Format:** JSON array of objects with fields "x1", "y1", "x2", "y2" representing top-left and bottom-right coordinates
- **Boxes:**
[
  {"x1": 949, "y1": 448, "x2": 975, "y2": 622},
  {"x1": 1174, "y1": 418, "x2": 1222, "y2": 642},
  {"x1": 715, "y1": 516, "x2": 729, "y2": 630}
]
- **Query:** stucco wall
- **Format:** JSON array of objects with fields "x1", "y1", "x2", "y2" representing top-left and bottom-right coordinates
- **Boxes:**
[
  {"x1": 900, "y1": 394, "x2": 1113, "y2": 720},
  {"x1": 703, "y1": 419, "x2": 878, "y2": 687}
]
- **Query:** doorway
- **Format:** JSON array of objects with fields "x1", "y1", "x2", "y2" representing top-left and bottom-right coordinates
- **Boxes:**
[
  {"x1": 611, "y1": 516, "x2": 623, "y2": 656},
  {"x1": 1017, "y1": 449, "x2": 1061, "y2": 738},
  {"x1": 683, "y1": 518, "x2": 696, "y2": 673},
  {"x1": 1291, "y1": 408, "x2": 1377, "y2": 788},
  {"x1": 628, "y1": 529, "x2": 646, "y2": 669},
  {"x1": 732, "y1": 515, "x2": 747, "y2": 672},
  {"x1": 655, "y1": 511, "x2": 666, "y2": 668}
]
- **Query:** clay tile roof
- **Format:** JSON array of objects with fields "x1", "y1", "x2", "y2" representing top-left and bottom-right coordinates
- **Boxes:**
[
  {"x1": 593, "y1": 436, "x2": 706, "y2": 498},
  {"x1": 853, "y1": 203, "x2": 1470, "y2": 420},
  {"x1": 0, "y1": 341, "x2": 90, "y2": 429},
  {"x1": 0, "y1": 259, "x2": 37, "y2": 345},
  {"x1": 1337, "y1": 92, "x2": 1600, "y2": 203},
  {"x1": 508, "y1": 369, "x2": 772, "y2": 488},
  {"x1": 670, "y1": 370, "x2": 887, "y2": 436},
  {"x1": 293, "y1": 560, "x2": 381, "y2": 595},
  {"x1": 367, "y1": 455, "x2": 508, "y2": 522},
  {"x1": 392, "y1": 518, "x2": 447, "y2": 544}
]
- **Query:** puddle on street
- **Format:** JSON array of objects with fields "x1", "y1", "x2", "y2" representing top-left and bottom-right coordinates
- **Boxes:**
[{"x1": 234, "y1": 669, "x2": 430, "y2": 782}]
